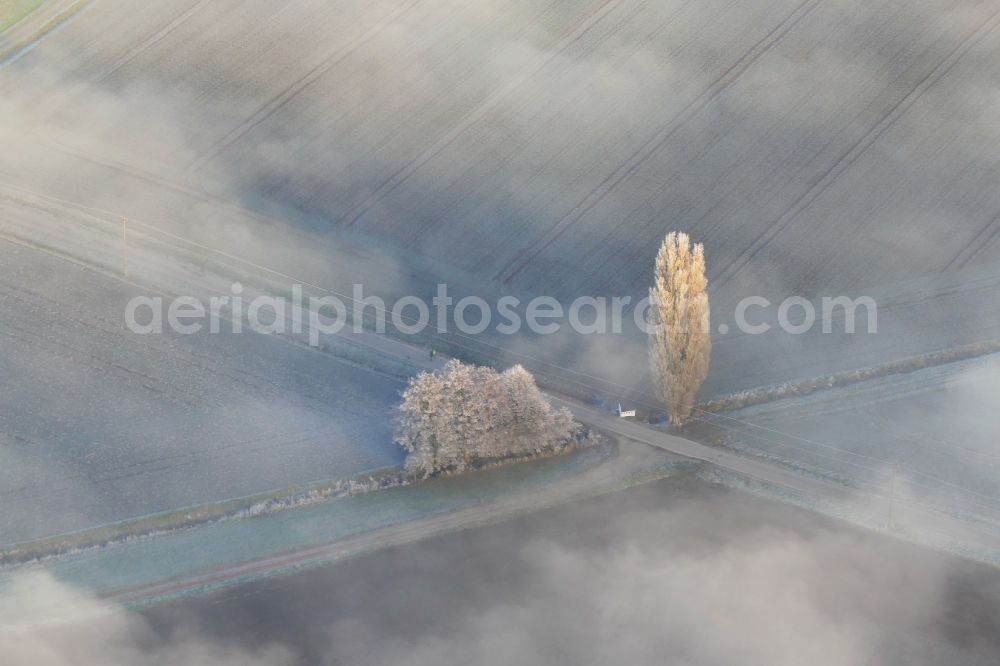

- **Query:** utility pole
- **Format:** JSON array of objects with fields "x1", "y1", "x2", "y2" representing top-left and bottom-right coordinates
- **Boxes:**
[{"x1": 122, "y1": 216, "x2": 128, "y2": 278}]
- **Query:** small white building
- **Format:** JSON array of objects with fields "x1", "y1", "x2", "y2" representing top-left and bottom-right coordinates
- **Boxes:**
[{"x1": 617, "y1": 403, "x2": 636, "y2": 418}]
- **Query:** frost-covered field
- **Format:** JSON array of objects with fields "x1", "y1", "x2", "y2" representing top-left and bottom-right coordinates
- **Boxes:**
[
  {"x1": 27, "y1": 0, "x2": 1000, "y2": 303},
  {"x1": 2, "y1": 0, "x2": 1000, "y2": 544},
  {"x1": 703, "y1": 354, "x2": 1000, "y2": 526},
  {"x1": 2, "y1": 0, "x2": 999, "y2": 398},
  {"x1": 0, "y1": 237, "x2": 404, "y2": 544}
]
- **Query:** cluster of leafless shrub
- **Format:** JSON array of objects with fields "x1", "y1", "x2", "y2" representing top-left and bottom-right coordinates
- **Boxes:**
[{"x1": 395, "y1": 360, "x2": 579, "y2": 476}]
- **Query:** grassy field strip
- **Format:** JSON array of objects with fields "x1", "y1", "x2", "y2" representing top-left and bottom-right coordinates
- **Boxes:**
[
  {"x1": 721, "y1": 354, "x2": 998, "y2": 425},
  {"x1": 0, "y1": 439, "x2": 615, "y2": 568},
  {"x1": 0, "y1": 0, "x2": 89, "y2": 64},
  {"x1": 106, "y1": 447, "x2": 686, "y2": 607},
  {"x1": 0, "y1": 0, "x2": 43, "y2": 34},
  {"x1": 0, "y1": 442, "x2": 656, "y2": 604},
  {"x1": 0, "y1": 468, "x2": 406, "y2": 568},
  {"x1": 698, "y1": 338, "x2": 1000, "y2": 415}
]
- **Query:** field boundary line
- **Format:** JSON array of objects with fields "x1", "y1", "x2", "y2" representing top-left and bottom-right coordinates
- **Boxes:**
[{"x1": 697, "y1": 337, "x2": 1000, "y2": 415}]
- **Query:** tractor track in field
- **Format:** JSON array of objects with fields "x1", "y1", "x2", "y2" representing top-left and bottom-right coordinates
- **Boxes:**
[
  {"x1": 0, "y1": 428, "x2": 344, "y2": 508},
  {"x1": 96, "y1": 0, "x2": 213, "y2": 84},
  {"x1": 0, "y1": 272, "x2": 341, "y2": 410},
  {"x1": 348, "y1": 0, "x2": 669, "y2": 247},
  {"x1": 710, "y1": 4, "x2": 1000, "y2": 292},
  {"x1": 336, "y1": 0, "x2": 630, "y2": 230},
  {"x1": 185, "y1": 0, "x2": 430, "y2": 173},
  {"x1": 945, "y1": 208, "x2": 1000, "y2": 272},
  {"x1": 496, "y1": 0, "x2": 826, "y2": 286}
]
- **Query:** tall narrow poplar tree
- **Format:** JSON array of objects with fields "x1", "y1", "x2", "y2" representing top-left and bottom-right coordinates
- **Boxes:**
[{"x1": 648, "y1": 232, "x2": 711, "y2": 425}]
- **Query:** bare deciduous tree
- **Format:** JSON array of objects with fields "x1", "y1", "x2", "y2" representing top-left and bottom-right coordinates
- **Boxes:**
[
  {"x1": 395, "y1": 360, "x2": 578, "y2": 476},
  {"x1": 648, "y1": 232, "x2": 711, "y2": 425}
]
